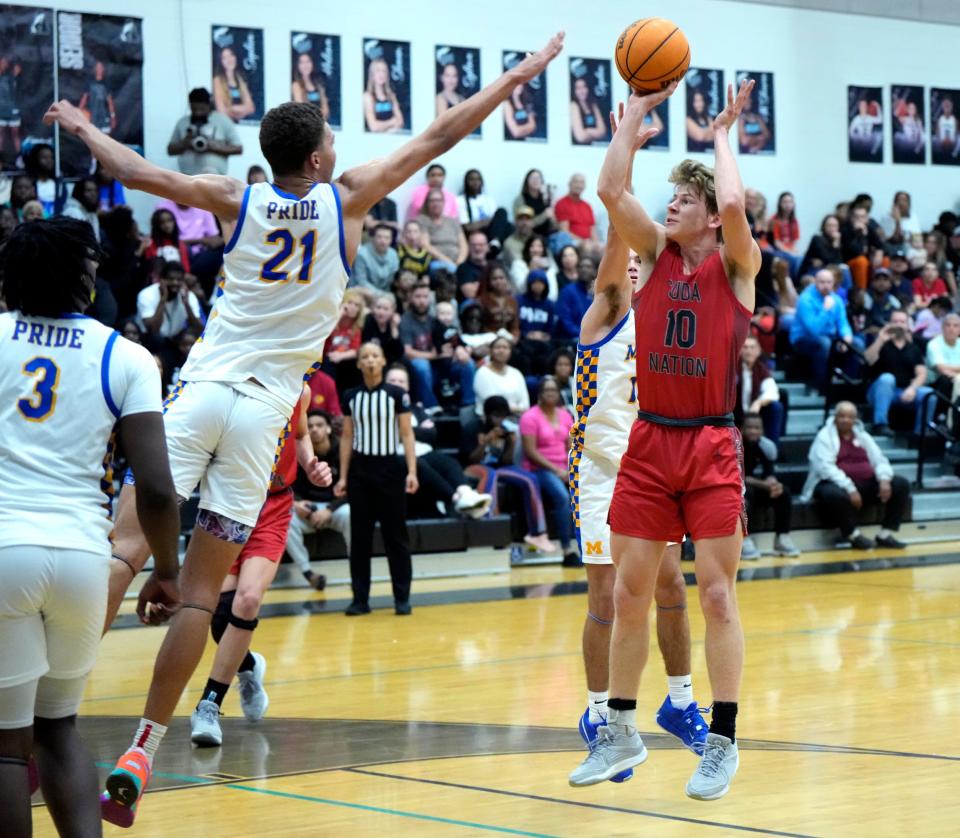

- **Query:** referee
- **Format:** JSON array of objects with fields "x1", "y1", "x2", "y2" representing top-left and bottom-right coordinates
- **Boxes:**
[{"x1": 335, "y1": 342, "x2": 419, "y2": 615}]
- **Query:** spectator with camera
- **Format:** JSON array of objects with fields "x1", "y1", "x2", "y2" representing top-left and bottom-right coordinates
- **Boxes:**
[
  {"x1": 864, "y1": 309, "x2": 934, "y2": 436},
  {"x1": 136, "y1": 260, "x2": 205, "y2": 348},
  {"x1": 167, "y1": 87, "x2": 241, "y2": 176}
]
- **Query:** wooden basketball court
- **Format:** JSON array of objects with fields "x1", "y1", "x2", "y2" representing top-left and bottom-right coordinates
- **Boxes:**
[{"x1": 32, "y1": 543, "x2": 960, "y2": 836}]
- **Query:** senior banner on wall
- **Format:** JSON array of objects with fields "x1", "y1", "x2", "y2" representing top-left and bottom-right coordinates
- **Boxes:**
[
  {"x1": 891, "y1": 85, "x2": 925, "y2": 164},
  {"x1": 57, "y1": 11, "x2": 142, "y2": 177},
  {"x1": 503, "y1": 50, "x2": 546, "y2": 142},
  {"x1": 568, "y1": 58, "x2": 611, "y2": 146},
  {"x1": 736, "y1": 70, "x2": 775, "y2": 155},
  {"x1": 0, "y1": 5, "x2": 54, "y2": 172},
  {"x1": 291, "y1": 32, "x2": 341, "y2": 130},
  {"x1": 930, "y1": 87, "x2": 960, "y2": 166},
  {"x1": 435, "y1": 45, "x2": 480, "y2": 136},
  {"x1": 685, "y1": 67, "x2": 723, "y2": 154},
  {"x1": 362, "y1": 38, "x2": 410, "y2": 135},
  {"x1": 211, "y1": 25, "x2": 264, "y2": 125},
  {"x1": 848, "y1": 85, "x2": 883, "y2": 163}
]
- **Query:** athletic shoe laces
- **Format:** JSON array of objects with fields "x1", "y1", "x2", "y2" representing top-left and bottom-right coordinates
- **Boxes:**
[{"x1": 697, "y1": 740, "x2": 728, "y2": 778}]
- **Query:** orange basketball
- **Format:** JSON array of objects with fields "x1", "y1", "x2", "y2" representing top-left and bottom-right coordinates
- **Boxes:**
[{"x1": 615, "y1": 18, "x2": 690, "y2": 93}]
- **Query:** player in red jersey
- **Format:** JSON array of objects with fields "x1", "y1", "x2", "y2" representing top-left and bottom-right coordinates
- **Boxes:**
[{"x1": 569, "y1": 80, "x2": 761, "y2": 801}]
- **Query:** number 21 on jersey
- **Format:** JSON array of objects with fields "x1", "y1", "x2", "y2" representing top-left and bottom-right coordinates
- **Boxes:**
[
  {"x1": 18, "y1": 356, "x2": 60, "y2": 422},
  {"x1": 260, "y1": 229, "x2": 317, "y2": 283}
]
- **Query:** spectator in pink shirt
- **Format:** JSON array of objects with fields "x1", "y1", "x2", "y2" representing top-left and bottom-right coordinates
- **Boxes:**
[
  {"x1": 519, "y1": 375, "x2": 577, "y2": 563},
  {"x1": 406, "y1": 163, "x2": 459, "y2": 221},
  {"x1": 154, "y1": 198, "x2": 224, "y2": 296}
]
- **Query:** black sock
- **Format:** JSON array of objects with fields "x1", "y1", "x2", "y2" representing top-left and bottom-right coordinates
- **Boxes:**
[
  {"x1": 238, "y1": 653, "x2": 256, "y2": 673},
  {"x1": 709, "y1": 700, "x2": 738, "y2": 743},
  {"x1": 199, "y1": 678, "x2": 230, "y2": 708},
  {"x1": 607, "y1": 698, "x2": 637, "y2": 712}
]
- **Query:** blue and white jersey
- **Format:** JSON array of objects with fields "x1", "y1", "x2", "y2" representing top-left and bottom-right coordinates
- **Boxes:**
[
  {"x1": 0, "y1": 312, "x2": 161, "y2": 553},
  {"x1": 180, "y1": 181, "x2": 351, "y2": 415},
  {"x1": 570, "y1": 308, "x2": 636, "y2": 467}
]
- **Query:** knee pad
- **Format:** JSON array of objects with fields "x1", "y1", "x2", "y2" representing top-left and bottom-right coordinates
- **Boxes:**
[
  {"x1": 197, "y1": 509, "x2": 252, "y2": 545},
  {"x1": 210, "y1": 590, "x2": 235, "y2": 643},
  {"x1": 228, "y1": 612, "x2": 259, "y2": 633}
]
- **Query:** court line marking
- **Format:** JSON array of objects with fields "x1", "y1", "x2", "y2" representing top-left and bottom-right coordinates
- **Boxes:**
[
  {"x1": 222, "y1": 783, "x2": 561, "y2": 837},
  {"x1": 346, "y1": 767, "x2": 819, "y2": 838}
]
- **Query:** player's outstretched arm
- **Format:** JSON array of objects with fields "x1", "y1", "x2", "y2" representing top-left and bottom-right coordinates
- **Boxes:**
[
  {"x1": 712, "y1": 80, "x2": 762, "y2": 303},
  {"x1": 596, "y1": 85, "x2": 675, "y2": 262},
  {"x1": 44, "y1": 100, "x2": 245, "y2": 221},
  {"x1": 337, "y1": 32, "x2": 564, "y2": 221}
]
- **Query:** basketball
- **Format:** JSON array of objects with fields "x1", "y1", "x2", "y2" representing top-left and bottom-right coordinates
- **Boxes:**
[{"x1": 615, "y1": 17, "x2": 690, "y2": 93}]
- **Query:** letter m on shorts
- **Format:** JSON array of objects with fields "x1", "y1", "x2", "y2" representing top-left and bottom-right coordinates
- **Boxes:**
[{"x1": 585, "y1": 541, "x2": 604, "y2": 556}]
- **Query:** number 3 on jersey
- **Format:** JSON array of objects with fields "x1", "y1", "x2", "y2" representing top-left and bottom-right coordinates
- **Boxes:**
[
  {"x1": 260, "y1": 229, "x2": 317, "y2": 283},
  {"x1": 18, "y1": 356, "x2": 60, "y2": 422}
]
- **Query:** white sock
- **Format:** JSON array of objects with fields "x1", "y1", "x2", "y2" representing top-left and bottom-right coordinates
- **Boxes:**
[
  {"x1": 877, "y1": 528, "x2": 892, "y2": 539},
  {"x1": 668, "y1": 675, "x2": 694, "y2": 710},
  {"x1": 130, "y1": 718, "x2": 167, "y2": 765},
  {"x1": 608, "y1": 707, "x2": 637, "y2": 729},
  {"x1": 587, "y1": 690, "x2": 608, "y2": 723}
]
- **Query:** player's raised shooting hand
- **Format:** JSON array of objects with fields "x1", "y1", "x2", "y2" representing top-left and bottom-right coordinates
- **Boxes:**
[
  {"x1": 511, "y1": 32, "x2": 565, "y2": 83},
  {"x1": 43, "y1": 99, "x2": 91, "y2": 136},
  {"x1": 713, "y1": 79, "x2": 755, "y2": 132},
  {"x1": 625, "y1": 80, "x2": 678, "y2": 115},
  {"x1": 609, "y1": 100, "x2": 663, "y2": 151}
]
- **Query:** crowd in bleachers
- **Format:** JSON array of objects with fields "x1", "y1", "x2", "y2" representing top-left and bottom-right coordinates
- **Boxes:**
[{"x1": 3, "y1": 136, "x2": 959, "y2": 563}]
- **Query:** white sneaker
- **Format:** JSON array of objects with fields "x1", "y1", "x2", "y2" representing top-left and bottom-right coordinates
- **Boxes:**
[
  {"x1": 686, "y1": 732, "x2": 739, "y2": 800},
  {"x1": 773, "y1": 534, "x2": 800, "y2": 557},
  {"x1": 238, "y1": 652, "x2": 269, "y2": 722},
  {"x1": 454, "y1": 487, "x2": 492, "y2": 516},
  {"x1": 190, "y1": 699, "x2": 223, "y2": 747},
  {"x1": 740, "y1": 536, "x2": 761, "y2": 561},
  {"x1": 569, "y1": 723, "x2": 648, "y2": 786}
]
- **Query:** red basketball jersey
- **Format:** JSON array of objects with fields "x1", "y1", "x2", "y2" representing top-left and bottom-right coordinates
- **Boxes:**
[
  {"x1": 269, "y1": 410, "x2": 300, "y2": 495},
  {"x1": 632, "y1": 242, "x2": 751, "y2": 419}
]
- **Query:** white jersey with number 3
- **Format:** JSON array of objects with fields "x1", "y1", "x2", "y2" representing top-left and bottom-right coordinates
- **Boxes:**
[
  {"x1": 0, "y1": 312, "x2": 161, "y2": 554},
  {"x1": 181, "y1": 181, "x2": 351, "y2": 414}
]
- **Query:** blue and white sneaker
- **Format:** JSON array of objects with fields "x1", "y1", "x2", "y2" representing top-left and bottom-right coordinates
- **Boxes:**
[
  {"x1": 578, "y1": 708, "x2": 633, "y2": 783},
  {"x1": 655, "y1": 695, "x2": 709, "y2": 754}
]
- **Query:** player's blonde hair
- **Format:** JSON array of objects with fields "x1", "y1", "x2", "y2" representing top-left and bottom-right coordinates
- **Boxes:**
[{"x1": 668, "y1": 159, "x2": 718, "y2": 216}]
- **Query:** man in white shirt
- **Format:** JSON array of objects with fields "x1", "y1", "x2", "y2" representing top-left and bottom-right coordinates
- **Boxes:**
[
  {"x1": 927, "y1": 313, "x2": 960, "y2": 428},
  {"x1": 136, "y1": 260, "x2": 205, "y2": 341}
]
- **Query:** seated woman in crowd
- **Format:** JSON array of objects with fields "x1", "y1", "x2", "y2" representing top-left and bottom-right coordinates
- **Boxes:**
[
  {"x1": 478, "y1": 262, "x2": 520, "y2": 339},
  {"x1": 801, "y1": 401, "x2": 910, "y2": 551},
  {"x1": 913, "y1": 262, "x2": 951, "y2": 311},
  {"x1": 361, "y1": 292, "x2": 405, "y2": 368},
  {"x1": 459, "y1": 300, "x2": 498, "y2": 362},
  {"x1": 921, "y1": 231, "x2": 958, "y2": 297},
  {"x1": 144, "y1": 208, "x2": 192, "y2": 275},
  {"x1": 514, "y1": 169, "x2": 554, "y2": 238},
  {"x1": 735, "y1": 336, "x2": 784, "y2": 444},
  {"x1": 322, "y1": 289, "x2": 366, "y2": 392},
  {"x1": 384, "y1": 364, "x2": 491, "y2": 518},
  {"x1": 548, "y1": 348, "x2": 576, "y2": 411},
  {"x1": 800, "y1": 214, "x2": 843, "y2": 277},
  {"x1": 519, "y1": 376, "x2": 578, "y2": 564},
  {"x1": 515, "y1": 270, "x2": 556, "y2": 377},
  {"x1": 554, "y1": 243, "x2": 580, "y2": 294},
  {"x1": 466, "y1": 395, "x2": 556, "y2": 554},
  {"x1": 458, "y1": 169, "x2": 511, "y2": 248},
  {"x1": 473, "y1": 336, "x2": 530, "y2": 418},
  {"x1": 420, "y1": 188, "x2": 467, "y2": 273},
  {"x1": 510, "y1": 234, "x2": 558, "y2": 298},
  {"x1": 770, "y1": 191, "x2": 802, "y2": 276}
]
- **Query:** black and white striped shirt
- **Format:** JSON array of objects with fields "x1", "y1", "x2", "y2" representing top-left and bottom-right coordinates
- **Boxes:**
[{"x1": 343, "y1": 381, "x2": 411, "y2": 457}]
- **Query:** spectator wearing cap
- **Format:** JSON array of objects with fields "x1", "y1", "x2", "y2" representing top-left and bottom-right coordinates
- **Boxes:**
[
  {"x1": 502, "y1": 205, "x2": 536, "y2": 269},
  {"x1": 351, "y1": 224, "x2": 399, "y2": 293},
  {"x1": 406, "y1": 163, "x2": 459, "y2": 221},
  {"x1": 862, "y1": 267, "x2": 901, "y2": 340},
  {"x1": 887, "y1": 248, "x2": 913, "y2": 307},
  {"x1": 515, "y1": 269, "x2": 556, "y2": 377},
  {"x1": 167, "y1": 87, "x2": 242, "y2": 176},
  {"x1": 456, "y1": 230, "x2": 491, "y2": 297}
]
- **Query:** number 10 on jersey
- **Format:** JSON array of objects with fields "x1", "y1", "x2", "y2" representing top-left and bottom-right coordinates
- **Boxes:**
[{"x1": 260, "y1": 229, "x2": 317, "y2": 283}]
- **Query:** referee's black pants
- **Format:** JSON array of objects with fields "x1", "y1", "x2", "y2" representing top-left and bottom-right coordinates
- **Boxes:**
[{"x1": 347, "y1": 454, "x2": 412, "y2": 605}]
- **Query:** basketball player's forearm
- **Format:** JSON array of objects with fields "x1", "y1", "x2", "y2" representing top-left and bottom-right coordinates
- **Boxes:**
[
  {"x1": 597, "y1": 106, "x2": 641, "y2": 202},
  {"x1": 76, "y1": 121, "x2": 158, "y2": 186},
  {"x1": 712, "y1": 128, "x2": 745, "y2": 212},
  {"x1": 402, "y1": 431, "x2": 417, "y2": 476},
  {"x1": 135, "y1": 488, "x2": 180, "y2": 578}
]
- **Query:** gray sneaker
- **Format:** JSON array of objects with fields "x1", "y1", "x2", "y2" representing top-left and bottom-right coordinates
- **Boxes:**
[
  {"x1": 773, "y1": 534, "x2": 800, "y2": 557},
  {"x1": 569, "y1": 723, "x2": 648, "y2": 787},
  {"x1": 740, "y1": 536, "x2": 761, "y2": 561},
  {"x1": 190, "y1": 699, "x2": 223, "y2": 747},
  {"x1": 686, "y1": 732, "x2": 739, "y2": 800},
  {"x1": 238, "y1": 652, "x2": 269, "y2": 722}
]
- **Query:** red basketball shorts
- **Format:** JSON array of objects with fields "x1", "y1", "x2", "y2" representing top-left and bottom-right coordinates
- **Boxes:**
[
  {"x1": 229, "y1": 489, "x2": 294, "y2": 575},
  {"x1": 608, "y1": 420, "x2": 747, "y2": 543}
]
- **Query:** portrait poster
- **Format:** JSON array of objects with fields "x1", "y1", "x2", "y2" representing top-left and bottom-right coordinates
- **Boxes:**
[
  {"x1": 625, "y1": 87, "x2": 669, "y2": 151},
  {"x1": 891, "y1": 85, "x2": 925, "y2": 164},
  {"x1": 362, "y1": 38, "x2": 410, "y2": 135},
  {"x1": 57, "y1": 12, "x2": 142, "y2": 177},
  {"x1": 503, "y1": 50, "x2": 546, "y2": 142},
  {"x1": 0, "y1": 5, "x2": 54, "y2": 172},
  {"x1": 685, "y1": 68, "x2": 723, "y2": 154},
  {"x1": 848, "y1": 85, "x2": 883, "y2": 163},
  {"x1": 211, "y1": 25, "x2": 264, "y2": 125},
  {"x1": 930, "y1": 87, "x2": 960, "y2": 166},
  {"x1": 568, "y1": 57, "x2": 611, "y2": 146},
  {"x1": 435, "y1": 45, "x2": 480, "y2": 136},
  {"x1": 736, "y1": 70, "x2": 774, "y2": 155},
  {"x1": 291, "y1": 32, "x2": 341, "y2": 130}
]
